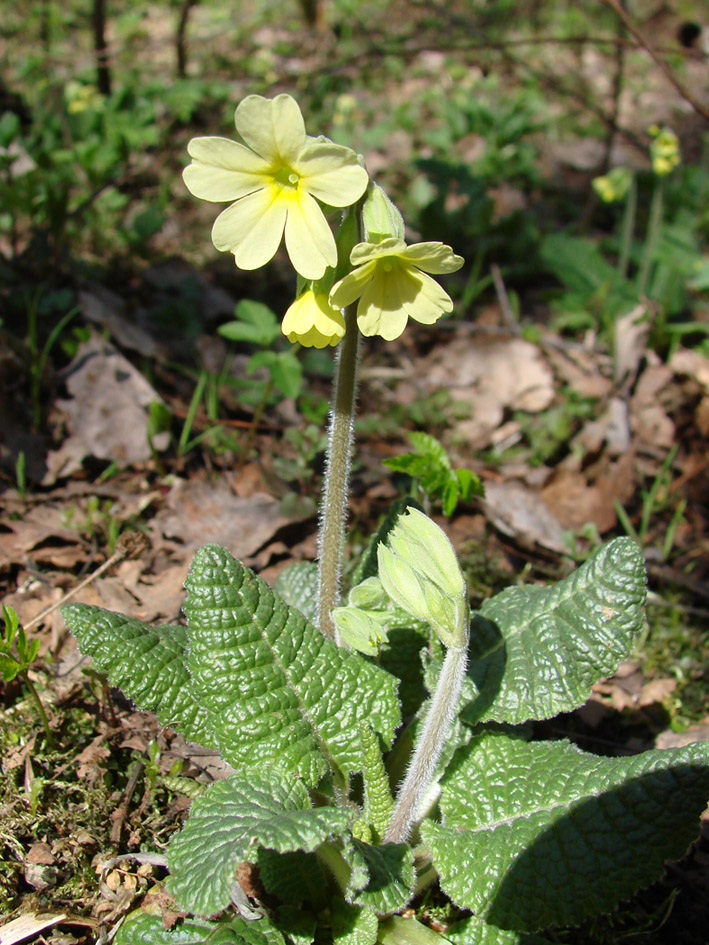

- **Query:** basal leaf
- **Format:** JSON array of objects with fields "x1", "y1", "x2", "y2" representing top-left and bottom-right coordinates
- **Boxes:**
[
  {"x1": 343, "y1": 836, "x2": 415, "y2": 912},
  {"x1": 116, "y1": 911, "x2": 286, "y2": 945},
  {"x1": 167, "y1": 767, "x2": 352, "y2": 915},
  {"x1": 423, "y1": 734, "x2": 709, "y2": 932},
  {"x1": 446, "y1": 916, "x2": 553, "y2": 945},
  {"x1": 273, "y1": 561, "x2": 319, "y2": 624},
  {"x1": 258, "y1": 849, "x2": 326, "y2": 905},
  {"x1": 273, "y1": 906, "x2": 316, "y2": 945},
  {"x1": 331, "y1": 901, "x2": 378, "y2": 945},
  {"x1": 183, "y1": 545, "x2": 400, "y2": 786},
  {"x1": 61, "y1": 604, "x2": 216, "y2": 749},
  {"x1": 462, "y1": 538, "x2": 646, "y2": 725}
]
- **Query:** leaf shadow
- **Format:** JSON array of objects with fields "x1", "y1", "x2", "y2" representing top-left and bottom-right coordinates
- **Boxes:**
[
  {"x1": 460, "y1": 613, "x2": 507, "y2": 726},
  {"x1": 483, "y1": 762, "x2": 709, "y2": 933}
]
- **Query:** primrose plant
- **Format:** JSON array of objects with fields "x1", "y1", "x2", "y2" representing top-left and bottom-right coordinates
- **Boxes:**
[{"x1": 62, "y1": 96, "x2": 709, "y2": 945}]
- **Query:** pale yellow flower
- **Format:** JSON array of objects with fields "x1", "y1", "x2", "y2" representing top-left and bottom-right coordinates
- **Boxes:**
[
  {"x1": 282, "y1": 289, "x2": 346, "y2": 348},
  {"x1": 183, "y1": 95, "x2": 369, "y2": 280},
  {"x1": 649, "y1": 127, "x2": 680, "y2": 177},
  {"x1": 592, "y1": 167, "x2": 632, "y2": 203},
  {"x1": 329, "y1": 239, "x2": 464, "y2": 341}
]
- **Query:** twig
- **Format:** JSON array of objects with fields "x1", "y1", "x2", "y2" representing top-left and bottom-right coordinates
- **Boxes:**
[
  {"x1": 490, "y1": 264, "x2": 520, "y2": 333},
  {"x1": 25, "y1": 546, "x2": 126, "y2": 630},
  {"x1": 110, "y1": 760, "x2": 144, "y2": 845},
  {"x1": 601, "y1": 0, "x2": 709, "y2": 121}
]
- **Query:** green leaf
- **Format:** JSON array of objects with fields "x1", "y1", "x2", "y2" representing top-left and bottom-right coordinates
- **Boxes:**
[
  {"x1": 218, "y1": 300, "x2": 281, "y2": 347},
  {"x1": 2, "y1": 603, "x2": 19, "y2": 639},
  {"x1": 423, "y1": 733, "x2": 709, "y2": 932},
  {"x1": 248, "y1": 351, "x2": 303, "y2": 400},
  {"x1": 273, "y1": 906, "x2": 316, "y2": 945},
  {"x1": 446, "y1": 916, "x2": 553, "y2": 945},
  {"x1": 331, "y1": 900, "x2": 378, "y2": 945},
  {"x1": 183, "y1": 545, "x2": 401, "y2": 786},
  {"x1": 0, "y1": 652, "x2": 21, "y2": 681},
  {"x1": 342, "y1": 836, "x2": 415, "y2": 912},
  {"x1": 167, "y1": 767, "x2": 352, "y2": 915},
  {"x1": 258, "y1": 849, "x2": 326, "y2": 905},
  {"x1": 116, "y1": 911, "x2": 286, "y2": 945},
  {"x1": 359, "y1": 722, "x2": 394, "y2": 840},
  {"x1": 61, "y1": 605, "x2": 217, "y2": 750},
  {"x1": 379, "y1": 619, "x2": 430, "y2": 718},
  {"x1": 273, "y1": 562, "x2": 319, "y2": 625},
  {"x1": 462, "y1": 538, "x2": 646, "y2": 725}
]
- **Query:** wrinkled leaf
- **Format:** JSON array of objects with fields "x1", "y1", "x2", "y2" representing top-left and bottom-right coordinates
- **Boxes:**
[
  {"x1": 167, "y1": 767, "x2": 351, "y2": 914},
  {"x1": 423, "y1": 733, "x2": 709, "y2": 931},
  {"x1": 342, "y1": 836, "x2": 415, "y2": 912},
  {"x1": 61, "y1": 605, "x2": 216, "y2": 749},
  {"x1": 116, "y1": 911, "x2": 286, "y2": 945},
  {"x1": 462, "y1": 537, "x2": 646, "y2": 725},
  {"x1": 184, "y1": 545, "x2": 401, "y2": 785},
  {"x1": 273, "y1": 561, "x2": 319, "y2": 624},
  {"x1": 331, "y1": 901, "x2": 378, "y2": 945}
]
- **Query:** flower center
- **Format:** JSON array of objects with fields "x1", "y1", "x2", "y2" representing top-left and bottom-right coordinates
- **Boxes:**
[{"x1": 273, "y1": 166, "x2": 300, "y2": 191}]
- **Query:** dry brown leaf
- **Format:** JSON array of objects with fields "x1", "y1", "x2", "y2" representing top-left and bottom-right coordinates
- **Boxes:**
[
  {"x1": 483, "y1": 479, "x2": 567, "y2": 553},
  {"x1": 153, "y1": 478, "x2": 304, "y2": 560},
  {"x1": 43, "y1": 333, "x2": 169, "y2": 485},
  {"x1": 656, "y1": 719, "x2": 709, "y2": 749},
  {"x1": 414, "y1": 333, "x2": 555, "y2": 448},
  {"x1": 614, "y1": 304, "x2": 650, "y2": 388},
  {"x1": 0, "y1": 505, "x2": 85, "y2": 570},
  {"x1": 629, "y1": 362, "x2": 675, "y2": 453}
]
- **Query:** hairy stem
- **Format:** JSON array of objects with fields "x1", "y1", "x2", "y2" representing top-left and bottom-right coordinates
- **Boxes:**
[
  {"x1": 316, "y1": 301, "x2": 360, "y2": 639},
  {"x1": 384, "y1": 644, "x2": 468, "y2": 844}
]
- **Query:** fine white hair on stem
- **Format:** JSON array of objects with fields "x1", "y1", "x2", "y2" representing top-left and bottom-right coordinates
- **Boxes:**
[{"x1": 384, "y1": 643, "x2": 468, "y2": 844}]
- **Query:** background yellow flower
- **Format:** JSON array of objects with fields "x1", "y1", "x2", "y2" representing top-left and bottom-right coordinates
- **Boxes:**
[{"x1": 183, "y1": 94, "x2": 368, "y2": 279}]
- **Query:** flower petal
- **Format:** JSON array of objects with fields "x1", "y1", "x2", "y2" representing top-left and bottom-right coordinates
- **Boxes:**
[
  {"x1": 398, "y1": 266, "x2": 454, "y2": 324},
  {"x1": 282, "y1": 291, "x2": 345, "y2": 347},
  {"x1": 284, "y1": 191, "x2": 337, "y2": 280},
  {"x1": 350, "y1": 238, "x2": 407, "y2": 266},
  {"x1": 211, "y1": 189, "x2": 287, "y2": 270},
  {"x1": 399, "y1": 241, "x2": 464, "y2": 274},
  {"x1": 294, "y1": 141, "x2": 369, "y2": 207},
  {"x1": 329, "y1": 261, "x2": 377, "y2": 308},
  {"x1": 235, "y1": 94, "x2": 305, "y2": 164},
  {"x1": 356, "y1": 270, "x2": 409, "y2": 341},
  {"x1": 184, "y1": 138, "x2": 270, "y2": 202}
]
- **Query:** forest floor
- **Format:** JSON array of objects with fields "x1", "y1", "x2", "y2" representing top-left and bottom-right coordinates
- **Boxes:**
[{"x1": 1, "y1": 3, "x2": 708, "y2": 943}]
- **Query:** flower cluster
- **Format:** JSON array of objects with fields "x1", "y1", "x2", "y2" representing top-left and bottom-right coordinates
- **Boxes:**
[
  {"x1": 648, "y1": 125, "x2": 681, "y2": 177},
  {"x1": 184, "y1": 94, "x2": 464, "y2": 345}
]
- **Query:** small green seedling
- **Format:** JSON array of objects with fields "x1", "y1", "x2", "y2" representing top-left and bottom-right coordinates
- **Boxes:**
[
  {"x1": 1, "y1": 604, "x2": 53, "y2": 747},
  {"x1": 383, "y1": 432, "x2": 483, "y2": 516}
]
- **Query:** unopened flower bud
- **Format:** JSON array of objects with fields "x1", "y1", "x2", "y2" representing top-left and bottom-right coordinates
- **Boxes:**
[
  {"x1": 362, "y1": 183, "x2": 405, "y2": 244},
  {"x1": 377, "y1": 508, "x2": 468, "y2": 649}
]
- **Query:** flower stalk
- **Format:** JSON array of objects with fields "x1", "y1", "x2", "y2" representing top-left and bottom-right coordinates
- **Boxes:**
[
  {"x1": 316, "y1": 299, "x2": 361, "y2": 639},
  {"x1": 383, "y1": 642, "x2": 468, "y2": 844}
]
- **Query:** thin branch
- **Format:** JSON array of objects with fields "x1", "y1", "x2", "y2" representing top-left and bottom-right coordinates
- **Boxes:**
[{"x1": 601, "y1": 0, "x2": 709, "y2": 121}]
